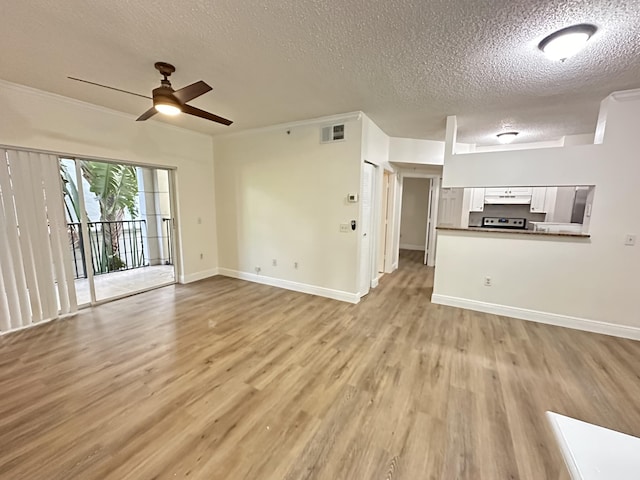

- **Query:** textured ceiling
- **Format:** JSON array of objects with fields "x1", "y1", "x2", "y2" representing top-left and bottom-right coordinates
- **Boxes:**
[{"x1": 1, "y1": 0, "x2": 639, "y2": 144}]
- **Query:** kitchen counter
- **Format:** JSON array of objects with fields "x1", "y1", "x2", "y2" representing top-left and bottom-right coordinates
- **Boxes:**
[
  {"x1": 546, "y1": 411, "x2": 640, "y2": 479},
  {"x1": 436, "y1": 226, "x2": 590, "y2": 238}
]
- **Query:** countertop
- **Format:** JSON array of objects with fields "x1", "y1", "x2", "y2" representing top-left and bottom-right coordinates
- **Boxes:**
[
  {"x1": 436, "y1": 226, "x2": 590, "y2": 238},
  {"x1": 546, "y1": 411, "x2": 640, "y2": 479}
]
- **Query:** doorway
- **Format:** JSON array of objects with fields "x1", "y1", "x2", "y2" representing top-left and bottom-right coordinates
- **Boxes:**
[
  {"x1": 60, "y1": 158, "x2": 177, "y2": 306},
  {"x1": 377, "y1": 170, "x2": 391, "y2": 276},
  {"x1": 396, "y1": 174, "x2": 440, "y2": 268}
]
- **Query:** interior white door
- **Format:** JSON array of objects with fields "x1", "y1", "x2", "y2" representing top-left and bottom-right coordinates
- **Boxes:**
[{"x1": 359, "y1": 162, "x2": 375, "y2": 296}]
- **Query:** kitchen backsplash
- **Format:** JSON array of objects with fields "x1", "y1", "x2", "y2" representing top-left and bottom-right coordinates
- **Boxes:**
[{"x1": 468, "y1": 204, "x2": 546, "y2": 228}]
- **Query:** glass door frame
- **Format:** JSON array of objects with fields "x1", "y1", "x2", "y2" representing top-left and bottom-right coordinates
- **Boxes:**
[{"x1": 67, "y1": 156, "x2": 180, "y2": 308}]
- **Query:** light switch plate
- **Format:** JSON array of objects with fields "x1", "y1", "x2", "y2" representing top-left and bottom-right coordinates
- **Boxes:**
[{"x1": 624, "y1": 234, "x2": 636, "y2": 246}]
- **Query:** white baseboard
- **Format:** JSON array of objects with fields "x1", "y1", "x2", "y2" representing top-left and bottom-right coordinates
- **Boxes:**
[
  {"x1": 371, "y1": 277, "x2": 379, "y2": 288},
  {"x1": 217, "y1": 268, "x2": 360, "y2": 304},
  {"x1": 431, "y1": 294, "x2": 640, "y2": 341},
  {"x1": 179, "y1": 268, "x2": 219, "y2": 284},
  {"x1": 399, "y1": 243, "x2": 425, "y2": 251}
]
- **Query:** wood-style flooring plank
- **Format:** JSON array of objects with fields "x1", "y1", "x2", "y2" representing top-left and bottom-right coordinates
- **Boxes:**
[{"x1": 0, "y1": 250, "x2": 639, "y2": 479}]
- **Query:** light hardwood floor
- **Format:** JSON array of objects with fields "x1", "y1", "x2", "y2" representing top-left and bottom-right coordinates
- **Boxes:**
[{"x1": 1, "y1": 250, "x2": 639, "y2": 479}]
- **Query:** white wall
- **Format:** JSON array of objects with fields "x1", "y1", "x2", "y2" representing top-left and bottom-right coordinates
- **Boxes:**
[
  {"x1": 0, "y1": 80, "x2": 217, "y2": 283},
  {"x1": 214, "y1": 115, "x2": 363, "y2": 301},
  {"x1": 389, "y1": 137, "x2": 444, "y2": 165},
  {"x1": 400, "y1": 178, "x2": 430, "y2": 249},
  {"x1": 434, "y1": 92, "x2": 640, "y2": 337},
  {"x1": 361, "y1": 115, "x2": 393, "y2": 283}
]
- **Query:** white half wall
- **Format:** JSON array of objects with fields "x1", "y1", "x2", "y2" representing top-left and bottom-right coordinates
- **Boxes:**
[
  {"x1": 214, "y1": 115, "x2": 363, "y2": 298},
  {"x1": 434, "y1": 92, "x2": 640, "y2": 334},
  {"x1": 389, "y1": 137, "x2": 444, "y2": 165},
  {"x1": 0, "y1": 80, "x2": 217, "y2": 283}
]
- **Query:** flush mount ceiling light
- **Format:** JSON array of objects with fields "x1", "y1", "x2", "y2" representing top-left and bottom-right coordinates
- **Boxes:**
[
  {"x1": 497, "y1": 131, "x2": 519, "y2": 144},
  {"x1": 154, "y1": 101, "x2": 181, "y2": 116},
  {"x1": 153, "y1": 91, "x2": 182, "y2": 116},
  {"x1": 538, "y1": 24, "x2": 597, "y2": 61}
]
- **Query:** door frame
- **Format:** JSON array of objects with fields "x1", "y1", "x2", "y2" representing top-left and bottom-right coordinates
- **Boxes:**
[
  {"x1": 395, "y1": 171, "x2": 441, "y2": 268},
  {"x1": 67, "y1": 156, "x2": 180, "y2": 307},
  {"x1": 358, "y1": 161, "x2": 377, "y2": 297}
]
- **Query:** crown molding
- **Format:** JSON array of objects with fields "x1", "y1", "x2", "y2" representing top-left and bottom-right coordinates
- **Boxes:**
[
  {"x1": 0, "y1": 78, "x2": 214, "y2": 139},
  {"x1": 213, "y1": 111, "x2": 363, "y2": 139}
]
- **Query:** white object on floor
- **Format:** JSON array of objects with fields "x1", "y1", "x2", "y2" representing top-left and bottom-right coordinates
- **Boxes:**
[{"x1": 546, "y1": 411, "x2": 640, "y2": 479}]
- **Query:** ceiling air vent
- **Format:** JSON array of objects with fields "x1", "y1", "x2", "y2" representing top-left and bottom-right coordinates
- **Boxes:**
[{"x1": 321, "y1": 124, "x2": 345, "y2": 143}]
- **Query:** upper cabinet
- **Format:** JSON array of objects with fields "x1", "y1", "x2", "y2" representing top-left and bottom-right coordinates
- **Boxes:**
[
  {"x1": 484, "y1": 187, "x2": 532, "y2": 204},
  {"x1": 530, "y1": 187, "x2": 546, "y2": 212},
  {"x1": 470, "y1": 188, "x2": 485, "y2": 212},
  {"x1": 530, "y1": 187, "x2": 558, "y2": 214}
]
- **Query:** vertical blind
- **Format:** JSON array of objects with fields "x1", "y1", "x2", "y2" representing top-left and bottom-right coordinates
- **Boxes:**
[{"x1": 0, "y1": 149, "x2": 77, "y2": 332}]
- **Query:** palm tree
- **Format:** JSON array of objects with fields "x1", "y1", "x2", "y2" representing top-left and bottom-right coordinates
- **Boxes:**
[
  {"x1": 80, "y1": 161, "x2": 139, "y2": 273},
  {"x1": 60, "y1": 161, "x2": 139, "y2": 273}
]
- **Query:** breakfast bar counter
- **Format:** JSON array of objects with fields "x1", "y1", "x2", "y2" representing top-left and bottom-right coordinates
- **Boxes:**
[{"x1": 436, "y1": 226, "x2": 591, "y2": 238}]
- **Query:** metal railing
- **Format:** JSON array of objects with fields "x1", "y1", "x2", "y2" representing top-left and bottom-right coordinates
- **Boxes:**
[
  {"x1": 67, "y1": 222, "x2": 87, "y2": 279},
  {"x1": 161, "y1": 218, "x2": 174, "y2": 265},
  {"x1": 67, "y1": 220, "x2": 149, "y2": 278}
]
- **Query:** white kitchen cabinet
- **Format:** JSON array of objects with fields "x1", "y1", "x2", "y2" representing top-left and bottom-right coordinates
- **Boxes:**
[
  {"x1": 470, "y1": 188, "x2": 485, "y2": 212},
  {"x1": 485, "y1": 187, "x2": 509, "y2": 196},
  {"x1": 484, "y1": 186, "x2": 532, "y2": 205},
  {"x1": 543, "y1": 187, "x2": 557, "y2": 220},
  {"x1": 509, "y1": 187, "x2": 533, "y2": 196},
  {"x1": 530, "y1": 187, "x2": 547, "y2": 213},
  {"x1": 485, "y1": 187, "x2": 532, "y2": 196}
]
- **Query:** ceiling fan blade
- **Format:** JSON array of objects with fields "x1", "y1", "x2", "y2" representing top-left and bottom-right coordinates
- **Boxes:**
[
  {"x1": 136, "y1": 107, "x2": 157, "y2": 121},
  {"x1": 173, "y1": 80, "x2": 212, "y2": 103},
  {"x1": 182, "y1": 104, "x2": 233, "y2": 125},
  {"x1": 68, "y1": 77, "x2": 151, "y2": 99}
]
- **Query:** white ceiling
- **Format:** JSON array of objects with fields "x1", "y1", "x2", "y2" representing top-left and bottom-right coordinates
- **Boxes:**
[{"x1": 2, "y1": 1, "x2": 639, "y2": 144}]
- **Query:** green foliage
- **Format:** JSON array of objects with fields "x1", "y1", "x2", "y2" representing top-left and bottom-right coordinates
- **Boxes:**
[
  {"x1": 80, "y1": 161, "x2": 138, "y2": 222},
  {"x1": 60, "y1": 160, "x2": 141, "y2": 274},
  {"x1": 60, "y1": 162, "x2": 81, "y2": 223},
  {"x1": 80, "y1": 161, "x2": 139, "y2": 273}
]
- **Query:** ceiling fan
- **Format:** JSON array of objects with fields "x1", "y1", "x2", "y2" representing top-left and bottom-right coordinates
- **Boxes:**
[{"x1": 68, "y1": 62, "x2": 232, "y2": 126}]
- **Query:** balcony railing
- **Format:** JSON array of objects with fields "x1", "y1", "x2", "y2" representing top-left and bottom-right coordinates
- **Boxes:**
[
  {"x1": 67, "y1": 220, "x2": 149, "y2": 279},
  {"x1": 162, "y1": 218, "x2": 174, "y2": 266}
]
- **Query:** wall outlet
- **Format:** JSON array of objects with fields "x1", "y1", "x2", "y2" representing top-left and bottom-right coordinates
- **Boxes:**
[
  {"x1": 272, "y1": 259, "x2": 277, "y2": 266},
  {"x1": 484, "y1": 276, "x2": 492, "y2": 287},
  {"x1": 339, "y1": 223, "x2": 350, "y2": 233},
  {"x1": 624, "y1": 234, "x2": 636, "y2": 246},
  {"x1": 255, "y1": 266, "x2": 261, "y2": 274}
]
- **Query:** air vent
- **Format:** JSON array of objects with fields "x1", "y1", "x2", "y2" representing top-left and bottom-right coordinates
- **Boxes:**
[{"x1": 321, "y1": 124, "x2": 345, "y2": 143}]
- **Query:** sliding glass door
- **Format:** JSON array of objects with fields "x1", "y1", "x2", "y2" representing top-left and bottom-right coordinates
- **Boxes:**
[{"x1": 60, "y1": 158, "x2": 176, "y2": 306}]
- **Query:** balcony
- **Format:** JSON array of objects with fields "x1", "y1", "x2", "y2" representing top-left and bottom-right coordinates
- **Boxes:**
[{"x1": 68, "y1": 219, "x2": 175, "y2": 304}]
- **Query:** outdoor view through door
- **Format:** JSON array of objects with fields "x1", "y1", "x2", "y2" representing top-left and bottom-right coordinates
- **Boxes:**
[{"x1": 61, "y1": 158, "x2": 176, "y2": 305}]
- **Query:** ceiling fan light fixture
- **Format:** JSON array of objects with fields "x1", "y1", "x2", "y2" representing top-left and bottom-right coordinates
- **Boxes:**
[
  {"x1": 538, "y1": 24, "x2": 597, "y2": 61},
  {"x1": 497, "y1": 131, "x2": 519, "y2": 144},
  {"x1": 154, "y1": 102, "x2": 182, "y2": 116}
]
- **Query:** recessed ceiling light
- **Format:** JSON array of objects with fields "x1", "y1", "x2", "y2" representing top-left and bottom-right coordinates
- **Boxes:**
[
  {"x1": 539, "y1": 24, "x2": 597, "y2": 61},
  {"x1": 497, "y1": 132, "x2": 519, "y2": 144}
]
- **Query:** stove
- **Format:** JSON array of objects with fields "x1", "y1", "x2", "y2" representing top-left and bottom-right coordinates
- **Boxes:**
[{"x1": 482, "y1": 217, "x2": 527, "y2": 229}]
